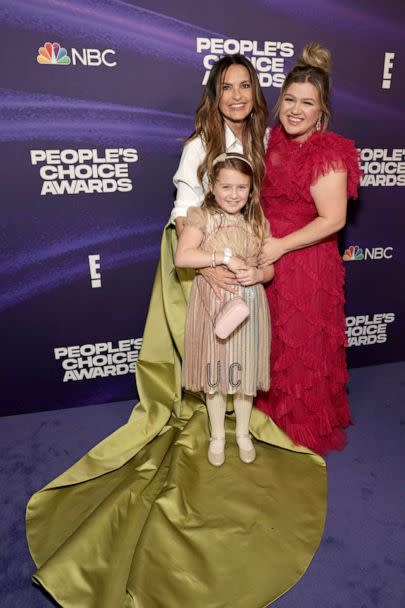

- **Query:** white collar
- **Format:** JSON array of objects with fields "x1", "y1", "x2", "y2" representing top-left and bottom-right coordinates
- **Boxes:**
[{"x1": 224, "y1": 122, "x2": 241, "y2": 150}]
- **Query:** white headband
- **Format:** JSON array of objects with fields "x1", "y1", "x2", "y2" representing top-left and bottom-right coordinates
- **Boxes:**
[{"x1": 212, "y1": 152, "x2": 253, "y2": 170}]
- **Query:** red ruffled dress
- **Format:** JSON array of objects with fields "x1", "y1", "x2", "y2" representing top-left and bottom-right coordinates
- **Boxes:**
[{"x1": 255, "y1": 125, "x2": 361, "y2": 455}]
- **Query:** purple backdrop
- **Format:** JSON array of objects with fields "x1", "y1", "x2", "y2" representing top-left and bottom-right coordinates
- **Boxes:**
[{"x1": 0, "y1": 0, "x2": 404, "y2": 416}]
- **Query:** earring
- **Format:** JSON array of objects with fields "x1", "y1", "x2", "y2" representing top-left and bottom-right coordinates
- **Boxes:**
[{"x1": 316, "y1": 116, "x2": 322, "y2": 131}]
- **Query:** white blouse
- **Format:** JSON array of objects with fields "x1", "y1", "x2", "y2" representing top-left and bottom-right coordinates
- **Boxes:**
[{"x1": 171, "y1": 124, "x2": 270, "y2": 223}]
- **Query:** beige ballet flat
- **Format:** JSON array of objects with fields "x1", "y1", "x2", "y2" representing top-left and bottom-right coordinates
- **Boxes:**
[
  {"x1": 236, "y1": 434, "x2": 256, "y2": 464},
  {"x1": 208, "y1": 436, "x2": 225, "y2": 467}
]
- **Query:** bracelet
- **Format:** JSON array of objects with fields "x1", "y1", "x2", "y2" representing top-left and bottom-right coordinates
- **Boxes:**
[
  {"x1": 211, "y1": 251, "x2": 216, "y2": 268},
  {"x1": 223, "y1": 248, "x2": 232, "y2": 265}
]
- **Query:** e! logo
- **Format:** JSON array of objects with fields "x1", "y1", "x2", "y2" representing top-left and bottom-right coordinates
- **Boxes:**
[
  {"x1": 382, "y1": 52, "x2": 395, "y2": 89},
  {"x1": 88, "y1": 254, "x2": 101, "y2": 288}
]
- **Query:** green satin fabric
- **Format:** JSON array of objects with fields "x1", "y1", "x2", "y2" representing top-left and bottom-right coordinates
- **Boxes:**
[{"x1": 26, "y1": 225, "x2": 327, "y2": 608}]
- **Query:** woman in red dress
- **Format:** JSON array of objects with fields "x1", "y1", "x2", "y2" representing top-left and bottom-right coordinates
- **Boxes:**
[{"x1": 256, "y1": 43, "x2": 361, "y2": 455}]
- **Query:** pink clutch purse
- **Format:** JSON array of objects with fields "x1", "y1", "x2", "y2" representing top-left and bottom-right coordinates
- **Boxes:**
[{"x1": 214, "y1": 296, "x2": 249, "y2": 340}]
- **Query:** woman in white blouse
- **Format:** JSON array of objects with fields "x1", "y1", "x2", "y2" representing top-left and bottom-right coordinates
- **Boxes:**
[
  {"x1": 172, "y1": 55, "x2": 269, "y2": 284},
  {"x1": 173, "y1": 55, "x2": 268, "y2": 221}
]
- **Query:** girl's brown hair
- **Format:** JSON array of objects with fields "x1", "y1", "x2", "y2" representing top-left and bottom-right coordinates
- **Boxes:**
[
  {"x1": 188, "y1": 55, "x2": 269, "y2": 187},
  {"x1": 274, "y1": 42, "x2": 332, "y2": 130},
  {"x1": 204, "y1": 153, "x2": 267, "y2": 242}
]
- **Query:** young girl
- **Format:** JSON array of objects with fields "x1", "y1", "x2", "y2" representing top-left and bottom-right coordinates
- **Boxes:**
[{"x1": 175, "y1": 153, "x2": 274, "y2": 466}]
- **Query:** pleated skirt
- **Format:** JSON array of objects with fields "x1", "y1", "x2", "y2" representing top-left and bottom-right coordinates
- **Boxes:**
[{"x1": 182, "y1": 275, "x2": 270, "y2": 396}]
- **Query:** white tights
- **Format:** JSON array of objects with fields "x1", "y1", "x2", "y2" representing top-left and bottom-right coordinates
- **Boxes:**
[{"x1": 205, "y1": 392, "x2": 253, "y2": 450}]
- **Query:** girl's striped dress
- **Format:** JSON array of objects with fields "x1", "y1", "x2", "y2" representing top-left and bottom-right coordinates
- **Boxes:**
[{"x1": 182, "y1": 206, "x2": 270, "y2": 396}]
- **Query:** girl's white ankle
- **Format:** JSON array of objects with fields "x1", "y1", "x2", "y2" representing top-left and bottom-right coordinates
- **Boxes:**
[
  {"x1": 236, "y1": 434, "x2": 254, "y2": 450},
  {"x1": 209, "y1": 436, "x2": 226, "y2": 453}
]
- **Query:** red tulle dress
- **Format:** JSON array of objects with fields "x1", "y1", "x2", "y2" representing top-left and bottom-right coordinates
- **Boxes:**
[{"x1": 255, "y1": 125, "x2": 361, "y2": 455}]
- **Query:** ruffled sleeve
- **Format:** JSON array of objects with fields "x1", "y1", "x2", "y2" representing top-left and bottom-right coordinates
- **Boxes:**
[
  {"x1": 310, "y1": 132, "x2": 362, "y2": 200},
  {"x1": 183, "y1": 206, "x2": 206, "y2": 232}
]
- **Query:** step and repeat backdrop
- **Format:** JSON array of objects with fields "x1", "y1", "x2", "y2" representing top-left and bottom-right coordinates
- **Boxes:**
[{"x1": 0, "y1": 1, "x2": 404, "y2": 415}]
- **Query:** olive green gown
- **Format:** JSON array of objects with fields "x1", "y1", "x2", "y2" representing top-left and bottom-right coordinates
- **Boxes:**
[{"x1": 26, "y1": 225, "x2": 327, "y2": 608}]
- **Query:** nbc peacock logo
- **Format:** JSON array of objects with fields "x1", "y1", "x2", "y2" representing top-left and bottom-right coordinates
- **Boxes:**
[
  {"x1": 342, "y1": 245, "x2": 364, "y2": 261},
  {"x1": 37, "y1": 42, "x2": 71, "y2": 65}
]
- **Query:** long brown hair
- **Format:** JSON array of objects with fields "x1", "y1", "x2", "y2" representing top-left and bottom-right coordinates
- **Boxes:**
[
  {"x1": 188, "y1": 55, "x2": 268, "y2": 187},
  {"x1": 204, "y1": 153, "x2": 267, "y2": 242},
  {"x1": 274, "y1": 43, "x2": 332, "y2": 130}
]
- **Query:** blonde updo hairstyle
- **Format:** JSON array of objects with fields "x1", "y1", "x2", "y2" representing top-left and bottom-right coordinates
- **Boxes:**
[{"x1": 275, "y1": 43, "x2": 332, "y2": 130}]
